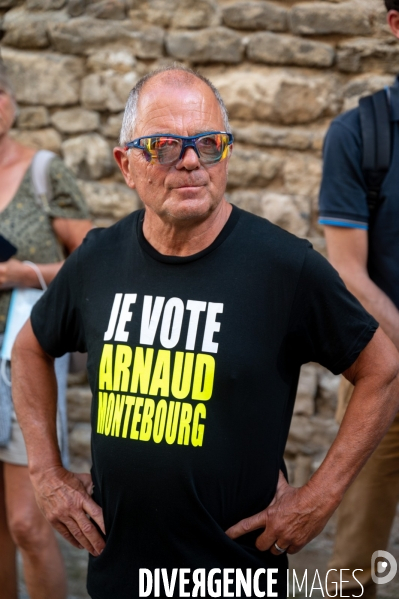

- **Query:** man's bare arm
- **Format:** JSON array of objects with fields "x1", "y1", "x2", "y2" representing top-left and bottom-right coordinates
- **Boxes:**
[
  {"x1": 12, "y1": 320, "x2": 106, "y2": 556},
  {"x1": 226, "y1": 327, "x2": 399, "y2": 554},
  {"x1": 324, "y1": 225, "x2": 399, "y2": 349}
]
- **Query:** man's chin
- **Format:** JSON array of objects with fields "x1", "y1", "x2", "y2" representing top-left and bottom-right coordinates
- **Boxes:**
[{"x1": 163, "y1": 197, "x2": 219, "y2": 222}]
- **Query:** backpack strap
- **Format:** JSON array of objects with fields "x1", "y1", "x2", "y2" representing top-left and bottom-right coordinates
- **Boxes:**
[
  {"x1": 31, "y1": 150, "x2": 56, "y2": 214},
  {"x1": 359, "y1": 88, "x2": 392, "y2": 220},
  {"x1": 31, "y1": 150, "x2": 65, "y2": 260}
]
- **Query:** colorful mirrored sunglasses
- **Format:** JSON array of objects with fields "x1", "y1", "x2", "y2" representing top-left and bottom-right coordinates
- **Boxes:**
[{"x1": 124, "y1": 131, "x2": 234, "y2": 166}]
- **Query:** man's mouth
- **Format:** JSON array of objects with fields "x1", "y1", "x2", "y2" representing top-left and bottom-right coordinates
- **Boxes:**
[{"x1": 175, "y1": 184, "x2": 204, "y2": 189}]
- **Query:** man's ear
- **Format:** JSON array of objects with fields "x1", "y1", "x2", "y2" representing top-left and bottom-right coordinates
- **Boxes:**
[
  {"x1": 113, "y1": 147, "x2": 136, "y2": 189},
  {"x1": 387, "y1": 10, "x2": 399, "y2": 39}
]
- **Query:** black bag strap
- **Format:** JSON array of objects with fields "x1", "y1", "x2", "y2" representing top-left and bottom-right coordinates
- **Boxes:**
[{"x1": 359, "y1": 88, "x2": 392, "y2": 219}]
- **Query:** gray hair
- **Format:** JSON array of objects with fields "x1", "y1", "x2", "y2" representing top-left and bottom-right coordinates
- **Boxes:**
[{"x1": 119, "y1": 65, "x2": 231, "y2": 146}]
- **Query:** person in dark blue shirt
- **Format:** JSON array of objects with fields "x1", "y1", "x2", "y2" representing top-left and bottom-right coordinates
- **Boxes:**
[{"x1": 319, "y1": 4, "x2": 399, "y2": 598}]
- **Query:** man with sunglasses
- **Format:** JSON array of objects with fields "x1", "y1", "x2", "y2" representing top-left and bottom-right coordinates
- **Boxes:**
[{"x1": 11, "y1": 66, "x2": 399, "y2": 599}]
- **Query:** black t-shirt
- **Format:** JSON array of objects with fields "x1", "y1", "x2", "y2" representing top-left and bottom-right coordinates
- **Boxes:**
[{"x1": 31, "y1": 206, "x2": 377, "y2": 599}]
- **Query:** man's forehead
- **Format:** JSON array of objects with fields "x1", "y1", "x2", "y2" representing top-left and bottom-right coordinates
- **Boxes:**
[{"x1": 135, "y1": 74, "x2": 223, "y2": 131}]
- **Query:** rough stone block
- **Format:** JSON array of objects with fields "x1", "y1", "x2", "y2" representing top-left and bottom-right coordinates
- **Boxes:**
[
  {"x1": 222, "y1": 1, "x2": 288, "y2": 31},
  {"x1": 128, "y1": 0, "x2": 178, "y2": 27},
  {"x1": 9, "y1": 128, "x2": 62, "y2": 152},
  {"x1": 86, "y1": 47, "x2": 136, "y2": 73},
  {"x1": 286, "y1": 414, "x2": 338, "y2": 456},
  {"x1": 286, "y1": 415, "x2": 314, "y2": 453},
  {"x1": 67, "y1": 386, "x2": 92, "y2": 423},
  {"x1": 86, "y1": 0, "x2": 126, "y2": 19},
  {"x1": 211, "y1": 70, "x2": 340, "y2": 125},
  {"x1": 27, "y1": 0, "x2": 65, "y2": 8},
  {"x1": 292, "y1": 455, "x2": 313, "y2": 487},
  {"x1": 69, "y1": 423, "x2": 91, "y2": 459},
  {"x1": 293, "y1": 397, "x2": 315, "y2": 419},
  {"x1": 315, "y1": 369, "x2": 340, "y2": 419},
  {"x1": 2, "y1": 8, "x2": 55, "y2": 49},
  {"x1": 283, "y1": 154, "x2": 322, "y2": 198},
  {"x1": 166, "y1": 27, "x2": 243, "y2": 63},
  {"x1": 247, "y1": 32, "x2": 335, "y2": 68},
  {"x1": 311, "y1": 129, "x2": 327, "y2": 153},
  {"x1": 227, "y1": 147, "x2": 281, "y2": 188},
  {"x1": 67, "y1": 0, "x2": 87, "y2": 17},
  {"x1": 48, "y1": 18, "x2": 164, "y2": 59},
  {"x1": 0, "y1": 0, "x2": 21, "y2": 6},
  {"x1": 78, "y1": 180, "x2": 142, "y2": 219},
  {"x1": 290, "y1": 2, "x2": 372, "y2": 36},
  {"x1": 343, "y1": 74, "x2": 394, "y2": 111},
  {"x1": 294, "y1": 364, "x2": 318, "y2": 417},
  {"x1": 127, "y1": 0, "x2": 218, "y2": 28},
  {"x1": 228, "y1": 191, "x2": 310, "y2": 237},
  {"x1": 231, "y1": 122, "x2": 314, "y2": 151},
  {"x1": 16, "y1": 106, "x2": 49, "y2": 129},
  {"x1": 2, "y1": 48, "x2": 84, "y2": 106},
  {"x1": 81, "y1": 71, "x2": 137, "y2": 112},
  {"x1": 337, "y1": 39, "x2": 399, "y2": 74},
  {"x1": 101, "y1": 112, "x2": 124, "y2": 140},
  {"x1": 171, "y1": 0, "x2": 219, "y2": 29},
  {"x1": 62, "y1": 134, "x2": 114, "y2": 180},
  {"x1": 51, "y1": 108, "x2": 100, "y2": 134}
]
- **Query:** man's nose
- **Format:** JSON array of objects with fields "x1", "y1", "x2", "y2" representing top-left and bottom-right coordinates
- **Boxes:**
[{"x1": 176, "y1": 145, "x2": 201, "y2": 170}]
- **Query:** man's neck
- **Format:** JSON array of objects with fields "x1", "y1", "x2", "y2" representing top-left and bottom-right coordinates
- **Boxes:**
[{"x1": 142, "y1": 199, "x2": 233, "y2": 257}]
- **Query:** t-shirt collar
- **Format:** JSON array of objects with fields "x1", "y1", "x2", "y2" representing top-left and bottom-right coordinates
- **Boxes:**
[{"x1": 137, "y1": 204, "x2": 241, "y2": 264}]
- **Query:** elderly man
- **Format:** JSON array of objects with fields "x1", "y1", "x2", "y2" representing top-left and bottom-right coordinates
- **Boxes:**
[{"x1": 12, "y1": 67, "x2": 399, "y2": 599}]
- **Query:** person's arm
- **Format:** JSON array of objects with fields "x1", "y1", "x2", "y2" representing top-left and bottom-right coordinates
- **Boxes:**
[
  {"x1": 226, "y1": 326, "x2": 399, "y2": 554},
  {"x1": 324, "y1": 225, "x2": 399, "y2": 350},
  {"x1": 11, "y1": 319, "x2": 105, "y2": 556},
  {"x1": 0, "y1": 218, "x2": 92, "y2": 289}
]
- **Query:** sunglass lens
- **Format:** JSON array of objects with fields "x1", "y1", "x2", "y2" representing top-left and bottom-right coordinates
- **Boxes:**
[
  {"x1": 144, "y1": 137, "x2": 181, "y2": 165},
  {"x1": 196, "y1": 134, "x2": 228, "y2": 164}
]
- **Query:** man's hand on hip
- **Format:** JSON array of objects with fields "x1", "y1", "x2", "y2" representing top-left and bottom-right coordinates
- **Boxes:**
[
  {"x1": 31, "y1": 466, "x2": 106, "y2": 557},
  {"x1": 225, "y1": 470, "x2": 333, "y2": 555}
]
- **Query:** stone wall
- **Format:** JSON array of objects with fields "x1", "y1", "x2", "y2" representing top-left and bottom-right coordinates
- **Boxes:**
[{"x1": 0, "y1": 0, "x2": 393, "y2": 481}]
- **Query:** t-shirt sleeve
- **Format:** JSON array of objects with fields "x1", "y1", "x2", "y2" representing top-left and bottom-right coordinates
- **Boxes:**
[
  {"x1": 288, "y1": 246, "x2": 378, "y2": 374},
  {"x1": 30, "y1": 245, "x2": 86, "y2": 357},
  {"x1": 46, "y1": 157, "x2": 90, "y2": 220},
  {"x1": 318, "y1": 113, "x2": 369, "y2": 230}
]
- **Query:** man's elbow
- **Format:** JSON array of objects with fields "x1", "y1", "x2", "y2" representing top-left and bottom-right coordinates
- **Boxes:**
[
  {"x1": 381, "y1": 348, "x2": 399, "y2": 398},
  {"x1": 367, "y1": 330, "x2": 399, "y2": 405},
  {"x1": 12, "y1": 319, "x2": 50, "y2": 364}
]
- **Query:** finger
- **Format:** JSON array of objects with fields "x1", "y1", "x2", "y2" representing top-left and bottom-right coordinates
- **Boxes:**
[
  {"x1": 269, "y1": 540, "x2": 290, "y2": 556},
  {"x1": 64, "y1": 514, "x2": 104, "y2": 557},
  {"x1": 53, "y1": 520, "x2": 84, "y2": 550},
  {"x1": 254, "y1": 523, "x2": 278, "y2": 551},
  {"x1": 225, "y1": 511, "x2": 266, "y2": 539},
  {"x1": 82, "y1": 496, "x2": 106, "y2": 535}
]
